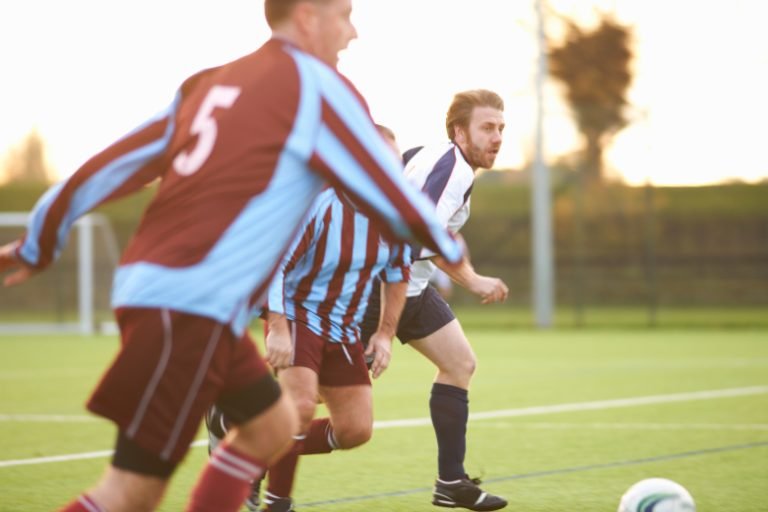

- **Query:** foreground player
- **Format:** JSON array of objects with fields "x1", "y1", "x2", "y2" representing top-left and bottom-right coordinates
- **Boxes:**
[
  {"x1": 207, "y1": 126, "x2": 410, "y2": 512},
  {"x1": 0, "y1": 2, "x2": 461, "y2": 511},
  {"x1": 362, "y1": 90, "x2": 509, "y2": 511}
]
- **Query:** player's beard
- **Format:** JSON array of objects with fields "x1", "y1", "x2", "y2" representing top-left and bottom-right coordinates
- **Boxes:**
[{"x1": 465, "y1": 133, "x2": 499, "y2": 170}]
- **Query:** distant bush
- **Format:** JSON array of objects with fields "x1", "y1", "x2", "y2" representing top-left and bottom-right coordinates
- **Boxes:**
[{"x1": 1, "y1": 180, "x2": 766, "y2": 308}]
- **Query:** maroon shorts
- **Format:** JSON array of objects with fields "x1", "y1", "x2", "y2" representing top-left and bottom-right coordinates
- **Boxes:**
[
  {"x1": 290, "y1": 321, "x2": 370, "y2": 387},
  {"x1": 87, "y1": 308, "x2": 273, "y2": 463}
]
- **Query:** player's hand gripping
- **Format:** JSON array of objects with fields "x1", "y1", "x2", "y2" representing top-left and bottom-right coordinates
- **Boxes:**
[
  {"x1": 0, "y1": 241, "x2": 36, "y2": 287},
  {"x1": 469, "y1": 275, "x2": 509, "y2": 304},
  {"x1": 364, "y1": 331, "x2": 393, "y2": 379},
  {"x1": 265, "y1": 315, "x2": 293, "y2": 370}
]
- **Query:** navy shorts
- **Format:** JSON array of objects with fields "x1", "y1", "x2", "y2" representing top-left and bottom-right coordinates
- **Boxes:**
[{"x1": 361, "y1": 282, "x2": 456, "y2": 345}]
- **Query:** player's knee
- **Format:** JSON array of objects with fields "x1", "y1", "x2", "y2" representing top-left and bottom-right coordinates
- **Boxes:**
[
  {"x1": 443, "y1": 353, "x2": 476, "y2": 382},
  {"x1": 334, "y1": 421, "x2": 372, "y2": 449},
  {"x1": 463, "y1": 355, "x2": 477, "y2": 378},
  {"x1": 278, "y1": 397, "x2": 301, "y2": 442},
  {"x1": 292, "y1": 395, "x2": 319, "y2": 431},
  {"x1": 260, "y1": 396, "x2": 299, "y2": 463}
]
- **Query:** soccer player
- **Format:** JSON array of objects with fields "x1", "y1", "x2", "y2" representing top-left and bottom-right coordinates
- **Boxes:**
[
  {"x1": 0, "y1": 2, "x2": 462, "y2": 511},
  {"x1": 362, "y1": 89, "x2": 510, "y2": 511},
  {"x1": 206, "y1": 126, "x2": 410, "y2": 512}
]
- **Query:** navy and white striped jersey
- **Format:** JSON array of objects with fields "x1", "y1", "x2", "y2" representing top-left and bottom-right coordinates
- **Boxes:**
[
  {"x1": 403, "y1": 143, "x2": 475, "y2": 297},
  {"x1": 15, "y1": 38, "x2": 460, "y2": 336},
  {"x1": 265, "y1": 189, "x2": 410, "y2": 344}
]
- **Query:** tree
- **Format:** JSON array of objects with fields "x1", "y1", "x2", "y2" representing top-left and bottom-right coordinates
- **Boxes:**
[
  {"x1": 2, "y1": 129, "x2": 54, "y2": 184},
  {"x1": 548, "y1": 15, "x2": 633, "y2": 184}
]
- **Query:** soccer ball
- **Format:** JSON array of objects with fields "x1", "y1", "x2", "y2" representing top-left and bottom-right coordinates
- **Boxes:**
[{"x1": 617, "y1": 478, "x2": 696, "y2": 512}]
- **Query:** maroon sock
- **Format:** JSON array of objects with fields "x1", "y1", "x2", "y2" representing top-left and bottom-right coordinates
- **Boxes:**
[
  {"x1": 185, "y1": 442, "x2": 267, "y2": 512},
  {"x1": 266, "y1": 437, "x2": 304, "y2": 499},
  {"x1": 59, "y1": 495, "x2": 106, "y2": 512},
  {"x1": 265, "y1": 419, "x2": 338, "y2": 500},
  {"x1": 301, "y1": 417, "x2": 337, "y2": 454}
]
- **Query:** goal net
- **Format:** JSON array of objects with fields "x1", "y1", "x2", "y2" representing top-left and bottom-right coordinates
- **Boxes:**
[{"x1": 0, "y1": 213, "x2": 119, "y2": 335}]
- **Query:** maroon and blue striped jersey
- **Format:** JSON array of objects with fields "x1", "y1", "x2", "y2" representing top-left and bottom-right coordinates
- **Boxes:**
[
  {"x1": 265, "y1": 189, "x2": 410, "y2": 344},
  {"x1": 15, "y1": 38, "x2": 460, "y2": 335}
]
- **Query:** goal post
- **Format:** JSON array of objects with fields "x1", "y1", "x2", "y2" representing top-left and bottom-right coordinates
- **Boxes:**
[{"x1": 0, "y1": 212, "x2": 119, "y2": 335}]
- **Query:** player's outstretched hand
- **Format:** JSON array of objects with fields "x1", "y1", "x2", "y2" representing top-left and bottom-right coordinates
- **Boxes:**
[
  {"x1": 482, "y1": 277, "x2": 508, "y2": 304},
  {"x1": 365, "y1": 332, "x2": 393, "y2": 379},
  {"x1": 0, "y1": 241, "x2": 36, "y2": 287},
  {"x1": 470, "y1": 275, "x2": 508, "y2": 304}
]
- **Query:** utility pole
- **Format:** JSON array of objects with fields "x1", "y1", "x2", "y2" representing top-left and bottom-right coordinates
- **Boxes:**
[{"x1": 532, "y1": 0, "x2": 555, "y2": 328}]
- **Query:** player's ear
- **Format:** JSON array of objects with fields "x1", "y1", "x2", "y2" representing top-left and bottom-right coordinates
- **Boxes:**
[
  {"x1": 453, "y1": 125, "x2": 467, "y2": 146},
  {"x1": 292, "y1": 1, "x2": 320, "y2": 36}
]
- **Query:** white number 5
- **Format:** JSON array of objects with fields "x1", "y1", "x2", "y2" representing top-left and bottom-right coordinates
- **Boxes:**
[{"x1": 173, "y1": 85, "x2": 241, "y2": 176}]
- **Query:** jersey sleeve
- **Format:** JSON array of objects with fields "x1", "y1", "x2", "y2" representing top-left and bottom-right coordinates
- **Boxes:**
[
  {"x1": 380, "y1": 243, "x2": 412, "y2": 284},
  {"x1": 15, "y1": 96, "x2": 180, "y2": 269},
  {"x1": 297, "y1": 57, "x2": 462, "y2": 265}
]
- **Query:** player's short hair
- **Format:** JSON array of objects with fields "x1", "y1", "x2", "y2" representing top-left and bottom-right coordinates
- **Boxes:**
[
  {"x1": 445, "y1": 89, "x2": 504, "y2": 141},
  {"x1": 265, "y1": 0, "x2": 332, "y2": 28},
  {"x1": 375, "y1": 124, "x2": 396, "y2": 143}
]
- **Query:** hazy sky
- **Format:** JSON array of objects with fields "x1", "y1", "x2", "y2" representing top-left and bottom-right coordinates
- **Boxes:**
[{"x1": 1, "y1": 0, "x2": 767, "y2": 186}]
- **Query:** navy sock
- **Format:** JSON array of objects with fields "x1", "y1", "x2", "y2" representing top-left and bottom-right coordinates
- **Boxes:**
[{"x1": 430, "y1": 383, "x2": 469, "y2": 481}]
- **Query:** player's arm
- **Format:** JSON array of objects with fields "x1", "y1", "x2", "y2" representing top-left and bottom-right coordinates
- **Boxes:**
[
  {"x1": 432, "y1": 237, "x2": 508, "y2": 305},
  {"x1": 262, "y1": 199, "x2": 326, "y2": 369},
  {"x1": 365, "y1": 244, "x2": 411, "y2": 378},
  {"x1": 264, "y1": 311, "x2": 292, "y2": 371},
  {"x1": 2, "y1": 98, "x2": 180, "y2": 285},
  {"x1": 262, "y1": 230, "x2": 306, "y2": 370},
  {"x1": 306, "y1": 64, "x2": 461, "y2": 265},
  {"x1": 412, "y1": 163, "x2": 506, "y2": 303},
  {"x1": 263, "y1": 266, "x2": 292, "y2": 370},
  {"x1": 365, "y1": 281, "x2": 407, "y2": 379},
  {"x1": 263, "y1": 257, "x2": 295, "y2": 371}
]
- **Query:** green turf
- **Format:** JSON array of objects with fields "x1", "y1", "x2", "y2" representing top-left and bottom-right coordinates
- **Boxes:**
[
  {"x1": 0, "y1": 322, "x2": 766, "y2": 511},
  {"x1": 3, "y1": 305, "x2": 768, "y2": 328}
]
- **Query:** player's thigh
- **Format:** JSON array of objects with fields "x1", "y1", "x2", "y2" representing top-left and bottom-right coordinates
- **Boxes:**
[
  {"x1": 317, "y1": 341, "x2": 372, "y2": 446},
  {"x1": 319, "y1": 384, "x2": 372, "y2": 430},
  {"x1": 319, "y1": 384, "x2": 373, "y2": 447},
  {"x1": 397, "y1": 285, "x2": 456, "y2": 343},
  {"x1": 408, "y1": 319, "x2": 477, "y2": 374},
  {"x1": 278, "y1": 366, "x2": 320, "y2": 425},
  {"x1": 90, "y1": 466, "x2": 167, "y2": 512},
  {"x1": 229, "y1": 393, "x2": 297, "y2": 467}
]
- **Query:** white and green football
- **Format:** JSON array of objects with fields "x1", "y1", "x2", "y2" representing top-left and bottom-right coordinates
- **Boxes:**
[{"x1": 618, "y1": 478, "x2": 696, "y2": 512}]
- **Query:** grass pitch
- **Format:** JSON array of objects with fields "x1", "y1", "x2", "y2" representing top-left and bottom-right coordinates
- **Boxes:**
[{"x1": 0, "y1": 312, "x2": 766, "y2": 511}]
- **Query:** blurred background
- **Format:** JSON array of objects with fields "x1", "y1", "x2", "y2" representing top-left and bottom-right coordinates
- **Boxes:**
[{"x1": 1, "y1": 0, "x2": 766, "y2": 330}]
